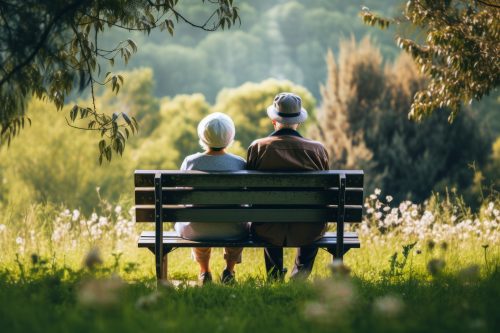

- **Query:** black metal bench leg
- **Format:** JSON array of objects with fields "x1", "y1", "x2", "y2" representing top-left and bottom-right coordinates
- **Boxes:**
[
  {"x1": 154, "y1": 172, "x2": 164, "y2": 281},
  {"x1": 335, "y1": 174, "x2": 346, "y2": 261},
  {"x1": 326, "y1": 247, "x2": 351, "y2": 262}
]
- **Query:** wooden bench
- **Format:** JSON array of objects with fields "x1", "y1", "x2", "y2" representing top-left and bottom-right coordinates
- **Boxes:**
[{"x1": 135, "y1": 170, "x2": 364, "y2": 280}]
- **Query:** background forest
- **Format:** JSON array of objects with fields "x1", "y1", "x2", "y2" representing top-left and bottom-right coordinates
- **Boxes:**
[{"x1": 0, "y1": 0, "x2": 498, "y2": 216}]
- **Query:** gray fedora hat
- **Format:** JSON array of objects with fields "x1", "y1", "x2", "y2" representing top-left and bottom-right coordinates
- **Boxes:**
[{"x1": 267, "y1": 92, "x2": 308, "y2": 124}]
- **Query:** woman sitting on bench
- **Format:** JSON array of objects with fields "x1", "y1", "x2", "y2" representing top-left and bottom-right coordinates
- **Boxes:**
[{"x1": 174, "y1": 112, "x2": 247, "y2": 285}]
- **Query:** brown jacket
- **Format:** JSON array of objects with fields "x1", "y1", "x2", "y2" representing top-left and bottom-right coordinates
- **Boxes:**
[{"x1": 247, "y1": 128, "x2": 329, "y2": 246}]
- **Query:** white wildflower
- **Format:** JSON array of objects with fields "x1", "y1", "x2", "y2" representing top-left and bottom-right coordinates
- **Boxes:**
[
  {"x1": 374, "y1": 188, "x2": 381, "y2": 195},
  {"x1": 114, "y1": 205, "x2": 122, "y2": 215},
  {"x1": 386, "y1": 195, "x2": 393, "y2": 203},
  {"x1": 373, "y1": 295, "x2": 404, "y2": 317},
  {"x1": 78, "y1": 276, "x2": 124, "y2": 307},
  {"x1": 72, "y1": 209, "x2": 80, "y2": 221},
  {"x1": 98, "y1": 216, "x2": 108, "y2": 226},
  {"x1": 0, "y1": 224, "x2": 6, "y2": 233},
  {"x1": 304, "y1": 302, "x2": 328, "y2": 320}
]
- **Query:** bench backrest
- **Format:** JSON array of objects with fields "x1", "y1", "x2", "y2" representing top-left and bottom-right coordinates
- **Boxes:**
[{"x1": 134, "y1": 170, "x2": 364, "y2": 224}]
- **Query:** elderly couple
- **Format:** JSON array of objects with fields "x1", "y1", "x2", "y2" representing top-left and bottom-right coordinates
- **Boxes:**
[{"x1": 174, "y1": 92, "x2": 329, "y2": 285}]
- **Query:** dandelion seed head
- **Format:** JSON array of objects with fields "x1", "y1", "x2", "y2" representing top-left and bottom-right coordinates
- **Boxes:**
[
  {"x1": 329, "y1": 259, "x2": 351, "y2": 277},
  {"x1": 78, "y1": 276, "x2": 124, "y2": 307},
  {"x1": 135, "y1": 291, "x2": 162, "y2": 309},
  {"x1": 84, "y1": 247, "x2": 103, "y2": 269},
  {"x1": 304, "y1": 302, "x2": 328, "y2": 320},
  {"x1": 458, "y1": 265, "x2": 480, "y2": 282},
  {"x1": 427, "y1": 258, "x2": 445, "y2": 276},
  {"x1": 373, "y1": 295, "x2": 404, "y2": 317}
]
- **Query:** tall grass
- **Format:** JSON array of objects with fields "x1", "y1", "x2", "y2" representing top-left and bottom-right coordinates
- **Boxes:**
[{"x1": 0, "y1": 190, "x2": 498, "y2": 333}]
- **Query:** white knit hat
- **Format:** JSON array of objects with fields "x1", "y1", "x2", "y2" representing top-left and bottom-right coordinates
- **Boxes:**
[{"x1": 197, "y1": 112, "x2": 236, "y2": 149}]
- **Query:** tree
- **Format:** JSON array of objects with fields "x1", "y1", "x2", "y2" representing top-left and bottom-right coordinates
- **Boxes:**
[
  {"x1": 311, "y1": 38, "x2": 490, "y2": 202},
  {"x1": 95, "y1": 67, "x2": 159, "y2": 137},
  {"x1": 361, "y1": 0, "x2": 500, "y2": 121},
  {"x1": 309, "y1": 38, "x2": 381, "y2": 170},
  {"x1": 0, "y1": 99, "x2": 132, "y2": 213},
  {"x1": 134, "y1": 93, "x2": 211, "y2": 169},
  {"x1": 0, "y1": 0, "x2": 240, "y2": 162}
]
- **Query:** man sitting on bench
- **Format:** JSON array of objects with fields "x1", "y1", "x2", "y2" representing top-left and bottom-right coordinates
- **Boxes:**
[{"x1": 247, "y1": 92, "x2": 330, "y2": 281}]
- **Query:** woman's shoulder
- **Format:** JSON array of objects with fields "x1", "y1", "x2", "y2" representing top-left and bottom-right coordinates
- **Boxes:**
[
  {"x1": 225, "y1": 153, "x2": 245, "y2": 161},
  {"x1": 183, "y1": 152, "x2": 204, "y2": 162},
  {"x1": 181, "y1": 152, "x2": 204, "y2": 170},
  {"x1": 224, "y1": 153, "x2": 246, "y2": 164}
]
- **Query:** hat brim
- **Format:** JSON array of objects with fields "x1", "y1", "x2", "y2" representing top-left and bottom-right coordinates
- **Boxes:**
[{"x1": 267, "y1": 105, "x2": 308, "y2": 124}]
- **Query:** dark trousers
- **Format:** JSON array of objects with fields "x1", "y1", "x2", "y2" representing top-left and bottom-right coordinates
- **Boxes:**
[{"x1": 264, "y1": 246, "x2": 319, "y2": 280}]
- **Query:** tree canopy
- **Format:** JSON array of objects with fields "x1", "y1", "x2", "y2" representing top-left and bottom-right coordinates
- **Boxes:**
[
  {"x1": 361, "y1": 0, "x2": 499, "y2": 121},
  {"x1": 0, "y1": 0, "x2": 240, "y2": 162},
  {"x1": 311, "y1": 38, "x2": 490, "y2": 202}
]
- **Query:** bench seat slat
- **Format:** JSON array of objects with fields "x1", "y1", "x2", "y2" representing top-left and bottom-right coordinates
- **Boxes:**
[
  {"x1": 137, "y1": 231, "x2": 361, "y2": 248},
  {"x1": 135, "y1": 170, "x2": 364, "y2": 188},
  {"x1": 139, "y1": 231, "x2": 360, "y2": 238},
  {"x1": 135, "y1": 206, "x2": 363, "y2": 223},
  {"x1": 135, "y1": 188, "x2": 364, "y2": 206}
]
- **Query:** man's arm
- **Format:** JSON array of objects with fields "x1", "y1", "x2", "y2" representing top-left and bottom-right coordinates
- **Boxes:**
[
  {"x1": 246, "y1": 143, "x2": 257, "y2": 170},
  {"x1": 321, "y1": 147, "x2": 330, "y2": 170}
]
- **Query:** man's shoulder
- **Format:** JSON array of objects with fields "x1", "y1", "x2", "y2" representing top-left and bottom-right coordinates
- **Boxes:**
[
  {"x1": 248, "y1": 137, "x2": 271, "y2": 148},
  {"x1": 298, "y1": 137, "x2": 327, "y2": 148},
  {"x1": 250, "y1": 135, "x2": 326, "y2": 150}
]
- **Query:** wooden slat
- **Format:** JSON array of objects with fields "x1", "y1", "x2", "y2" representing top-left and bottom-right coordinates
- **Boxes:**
[
  {"x1": 135, "y1": 206, "x2": 363, "y2": 223},
  {"x1": 134, "y1": 170, "x2": 364, "y2": 188},
  {"x1": 139, "y1": 231, "x2": 360, "y2": 238},
  {"x1": 135, "y1": 188, "x2": 364, "y2": 206},
  {"x1": 137, "y1": 231, "x2": 361, "y2": 248}
]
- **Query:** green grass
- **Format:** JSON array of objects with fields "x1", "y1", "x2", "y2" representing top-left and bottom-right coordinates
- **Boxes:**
[
  {"x1": 0, "y1": 240, "x2": 498, "y2": 333},
  {"x1": 0, "y1": 262, "x2": 498, "y2": 333},
  {"x1": 0, "y1": 195, "x2": 499, "y2": 333}
]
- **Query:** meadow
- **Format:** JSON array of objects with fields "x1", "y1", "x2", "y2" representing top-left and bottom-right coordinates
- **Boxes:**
[{"x1": 0, "y1": 189, "x2": 498, "y2": 333}]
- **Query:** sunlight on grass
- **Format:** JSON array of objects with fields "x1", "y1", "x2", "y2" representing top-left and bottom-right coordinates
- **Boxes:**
[{"x1": 0, "y1": 191, "x2": 498, "y2": 333}]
